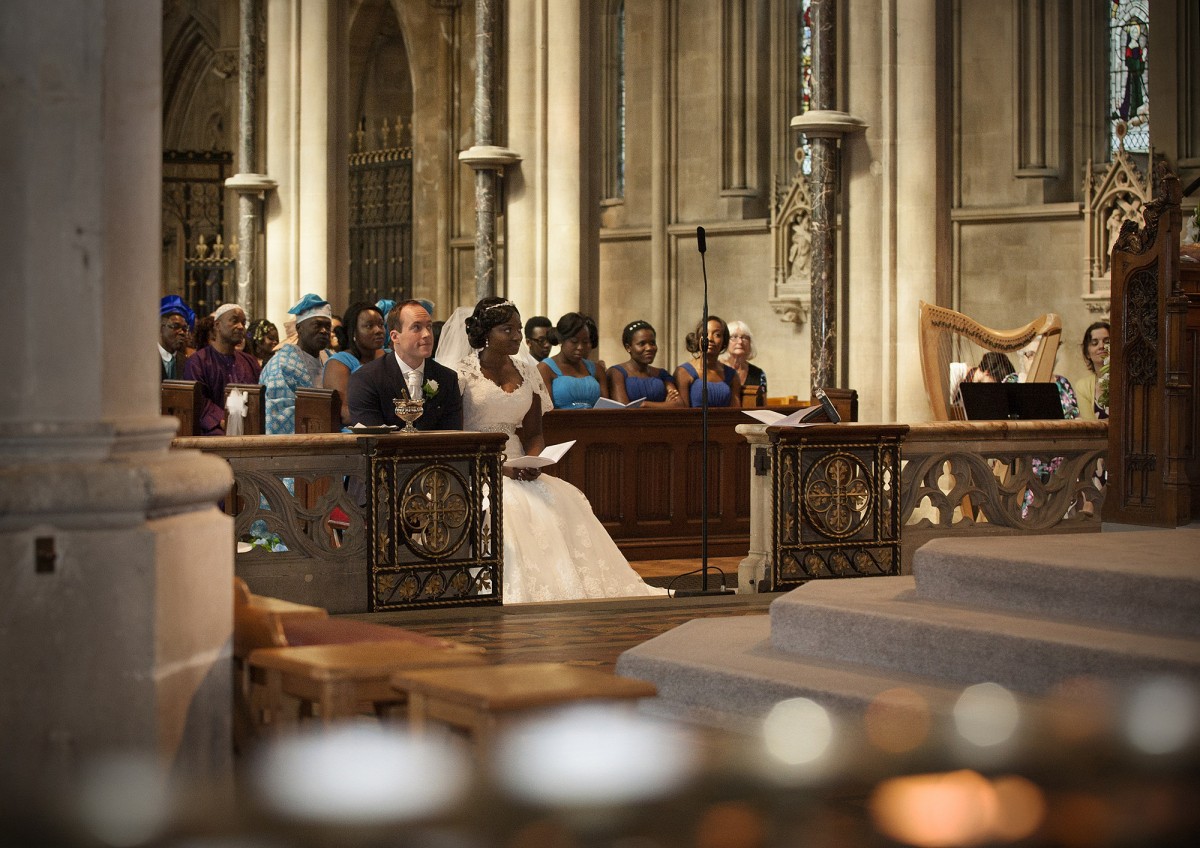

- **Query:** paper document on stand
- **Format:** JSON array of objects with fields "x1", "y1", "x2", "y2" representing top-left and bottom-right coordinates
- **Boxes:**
[
  {"x1": 742, "y1": 407, "x2": 821, "y2": 427},
  {"x1": 504, "y1": 440, "x2": 576, "y2": 469},
  {"x1": 593, "y1": 396, "x2": 645, "y2": 409}
]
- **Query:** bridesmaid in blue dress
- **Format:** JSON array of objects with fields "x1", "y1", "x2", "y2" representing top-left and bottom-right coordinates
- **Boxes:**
[
  {"x1": 674, "y1": 315, "x2": 743, "y2": 408},
  {"x1": 608, "y1": 320, "x2": 683, "y2": 408},
  {"x1": 538, "y1": 312, "x2": 608, "y2": 408}
]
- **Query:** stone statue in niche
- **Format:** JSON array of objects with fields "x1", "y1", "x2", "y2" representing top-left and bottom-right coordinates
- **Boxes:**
[
  {"x1": 770, "y1": 148, "x2": 814, "y2": 325},
  {"x1": 1104, "y1": 197, "x2": 1142, "y2": 275},
  {"x1": 788, "y1": 212, "x2": 812, "y2": 282}
]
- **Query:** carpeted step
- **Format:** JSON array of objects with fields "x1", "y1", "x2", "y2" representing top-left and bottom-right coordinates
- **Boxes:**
[
  {"x1": 767, "y1": 576, "x2": 1200, "y2": 695},
  {"x1": 912, "y1": 528, "x2": 1200, "y2": 638},
  {"x1": 616, "y1": 615, "x2": 1042, "y2": 733}
]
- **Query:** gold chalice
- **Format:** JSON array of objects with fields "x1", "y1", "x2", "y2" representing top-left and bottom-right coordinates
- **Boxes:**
[{"x1": 392, "y1": 397, "x2": 425, "y2": 434}]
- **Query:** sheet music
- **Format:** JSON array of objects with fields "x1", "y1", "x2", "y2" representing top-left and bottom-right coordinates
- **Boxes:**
[{"x1": 504, "y1": 440, "x2": 577, "y2": 469}]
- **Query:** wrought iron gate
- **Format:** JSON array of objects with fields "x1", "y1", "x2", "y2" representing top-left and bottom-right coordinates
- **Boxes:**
[
  {"x1": 349, "y1": 120, "x2": 413, "y2": 306},
  {"x1": 162, "y1": 150, "x2": 235, "y2": 313}
]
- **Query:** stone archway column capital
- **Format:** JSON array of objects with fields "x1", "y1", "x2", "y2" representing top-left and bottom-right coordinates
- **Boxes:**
[
  {"x1": 790, "y1": 110, "x2": 868, "y2": 140},
  {"x1": 458, "y1": 146, "x2": 522, "y2": 170}
]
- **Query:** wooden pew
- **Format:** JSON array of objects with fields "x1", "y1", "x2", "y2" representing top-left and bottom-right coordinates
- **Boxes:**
[
  {"x1": 296, "y1": 387, "x2": 342, "y2": 434},
  {"x1": 541, "y1": 392, "x2": 857, "y2": 560},
  {"x1": 224, "y1": 383, "x2": 265, "y2": 435},
  {"x1": 161, "y1": 379, "x2": 203, "y2": 436}
]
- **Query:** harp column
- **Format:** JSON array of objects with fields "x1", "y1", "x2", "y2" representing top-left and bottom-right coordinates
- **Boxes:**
[{"x1": 792, "y1": 0, "x2": 865, "y2": 393}]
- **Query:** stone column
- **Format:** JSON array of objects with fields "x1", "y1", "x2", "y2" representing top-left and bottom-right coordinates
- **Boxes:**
[
  {"x1": 0, "y1": 0, "x2": 233, "y2": 793},
  {"x1": 791, "y1": 0, "x2": 865, "y2": 396},
  {"x1": 228, "y1": 0, "x2": 276, "y2": 320},
  {"x1": 500, "y1": 0, "x2": 595, "y2": 322},
  {"x1": 808, "y1": 0, "x2": 838, "y2": 392},
  {"x1": 265, "y1": 0, "x2": 335, "y2": 326},
  {"x1": 502, "y1": 0, "x2": 542, "y2": 315},
  {"x1": 462, "y1": 0, "x2": 519, "y2": 302},
  {"x1": 894, "y1": 0, "x2": 940, "y2": 421}
]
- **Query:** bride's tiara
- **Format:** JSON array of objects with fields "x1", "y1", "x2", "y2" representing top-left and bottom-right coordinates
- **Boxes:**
[{"x1": 484, "y1": 300, "x2": 516, "y2": 311}]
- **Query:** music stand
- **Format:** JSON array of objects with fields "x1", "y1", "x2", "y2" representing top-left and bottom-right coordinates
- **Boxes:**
[{"x1": 959, "y1": 382, "x2": 1065, "y2": 421}]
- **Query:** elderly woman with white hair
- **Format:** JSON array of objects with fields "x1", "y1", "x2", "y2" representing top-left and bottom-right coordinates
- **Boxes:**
[{"x1": 719, "y1": 320, "x2": 767, "y2": 405}]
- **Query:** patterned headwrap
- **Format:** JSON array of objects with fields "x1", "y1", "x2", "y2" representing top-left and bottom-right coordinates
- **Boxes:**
[
  {"x1": 288, "y1": 293, "x2": 332, "y2": 325},
  {"x1": 160, "y1": 294, "x2": 195, "y2": 330}
]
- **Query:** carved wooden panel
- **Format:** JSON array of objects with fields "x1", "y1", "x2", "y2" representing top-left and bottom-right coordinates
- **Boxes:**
[
  {"x1": 636, "y1": 443, "x2": 674, "y2": 522},
  {"x1": 582, "y1": 443, "x2": 624, "y2": 522}
]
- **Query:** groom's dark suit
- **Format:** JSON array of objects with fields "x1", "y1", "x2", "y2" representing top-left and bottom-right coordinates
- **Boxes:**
[{"x1": 347, "y1": 353, "x2": 463, "y2": 430}]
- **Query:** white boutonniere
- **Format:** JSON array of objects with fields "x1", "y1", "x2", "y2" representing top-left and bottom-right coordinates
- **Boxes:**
[{"x1": 422, "y1": 379, "x2": 439, "y2": 399}]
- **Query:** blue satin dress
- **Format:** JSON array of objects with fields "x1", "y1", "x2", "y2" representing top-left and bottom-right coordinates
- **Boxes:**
[
  {"x1": 680, "y1": 362, "x2": 736, "y2": 407},
  {"x1": 545, "y1": 358, "x2": 602, "y2": 409},
  {"x1": 610, "y1": 365, "x2": 673, "y2": 402}
]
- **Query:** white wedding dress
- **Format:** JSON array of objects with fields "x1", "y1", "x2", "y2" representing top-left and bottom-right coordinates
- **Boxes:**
[{"x1": 456, "y1": 351, "x2": 668, "y2": 603}]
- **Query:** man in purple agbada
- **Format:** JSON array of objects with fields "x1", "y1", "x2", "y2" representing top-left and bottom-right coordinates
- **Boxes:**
[{"x1": 182, "y1": 303, "x2": 261, "y2": 435}]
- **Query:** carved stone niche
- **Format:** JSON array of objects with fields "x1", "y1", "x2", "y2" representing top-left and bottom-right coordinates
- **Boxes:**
[
  {"x1": 770, "y1": 148, "x2": 814, "y2": 326},
  {"x1": 1082, "y1": 143, "x2": 1157, "y2": 317}
]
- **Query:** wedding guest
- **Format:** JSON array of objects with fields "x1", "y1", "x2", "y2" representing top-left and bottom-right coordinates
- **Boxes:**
[
  {"x1": 261, "y1": 294, "x2": 332, "y2": 434},
  {"x1": 538, "y1": 312, "x2": 608, "y2": 408},
  {"x1": 158, "y1": 295, "x2": 194, "y2": 381},
  {"x1": 1076, "y1": 321, "x2": 1110, "y2": 420},
  {"x1": 246, "y1": 318, "x2": 279, "y2": 369},
  {"x1": 720, "y1": 320, "x2": 766, "y2": 405},
  {"x1": 523, "y1": 316, "x2": 555, "y2": 362},
  {"x1": 182, "y1": 303, "x2": 261, "y2": 435},
  {"x1": 438, "y1": 297, "x2": 665, "y2": 603},
  {"x1": 322, "y1": 301, "x2": 386, "y2": 424},
  {"x1": 608, "y1": 320, "x2": 682, "y2": 407},
  {"x1": 187, "y1": 314, "x2": 216, "y2": 358},
  {"x1": 675, "y1": 315, "x2": 741, "y2": 407}
]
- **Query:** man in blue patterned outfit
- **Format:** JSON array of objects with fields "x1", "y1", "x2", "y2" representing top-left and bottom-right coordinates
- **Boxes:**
[{"x1": 260, "y1": 293, "x2": 332, "y2": 434}]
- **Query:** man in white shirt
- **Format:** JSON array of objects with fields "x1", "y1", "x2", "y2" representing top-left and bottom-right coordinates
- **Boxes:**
[{"x1": 346, "y1": 300, "x2": 463, "y2": 430}]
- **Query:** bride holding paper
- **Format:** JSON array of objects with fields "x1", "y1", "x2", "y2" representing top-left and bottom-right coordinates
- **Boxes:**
[{"x1": 439, "y1": 297, "x2": 666, "y2": 603}]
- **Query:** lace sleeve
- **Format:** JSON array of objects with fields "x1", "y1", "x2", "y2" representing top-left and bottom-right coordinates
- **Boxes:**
[{"x1": 514, "y1": 355, "x2": 553, "y2": 416}]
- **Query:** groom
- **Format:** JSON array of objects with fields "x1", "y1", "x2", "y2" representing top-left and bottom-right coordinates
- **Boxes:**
[{"x1": 348, "y1": 300, "x2": 463, "y2": 430}]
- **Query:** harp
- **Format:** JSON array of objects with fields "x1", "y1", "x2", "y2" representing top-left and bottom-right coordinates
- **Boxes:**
[{"x1": 918, "y1": 301, "x2": 1062, "y2": 420}]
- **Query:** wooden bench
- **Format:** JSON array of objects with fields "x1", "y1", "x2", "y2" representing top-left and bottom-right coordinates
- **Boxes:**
[
  {"x1": 248, "y1": 641, "x2": 486, "y2": 727},
  {"x1": 390, "y1": 662, "x2": 658, "y2": 752}
]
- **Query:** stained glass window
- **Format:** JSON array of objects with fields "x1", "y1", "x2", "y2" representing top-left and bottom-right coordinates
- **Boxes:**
[
  {"x1": 1109, "y1": 0, "x2": 1149, "y2": 154},
  {"x1": 799, "y1": 0, "x2": 813, "y2": 174}
]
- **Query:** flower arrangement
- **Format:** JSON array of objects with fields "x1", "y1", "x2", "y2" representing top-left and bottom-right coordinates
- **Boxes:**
[
  {"x1": 1096, "y1": 354, "x2": 1110, "y2": 417},
  {"x1": 423, "y1": 379, "x2": 439, "y2": 399}
]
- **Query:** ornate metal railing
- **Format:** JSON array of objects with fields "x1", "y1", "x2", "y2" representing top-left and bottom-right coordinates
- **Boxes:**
[
  {"x1": 738, "y1": 419, "x2": 1108, "y2": 590},
  {"x1": 174, "y1": 432, "x2": 506, "y2": 613}
]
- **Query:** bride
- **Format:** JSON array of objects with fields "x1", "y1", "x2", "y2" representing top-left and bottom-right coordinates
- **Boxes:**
[{"x1": 437, "y1": 297, "x2": 667, "y2": 603}]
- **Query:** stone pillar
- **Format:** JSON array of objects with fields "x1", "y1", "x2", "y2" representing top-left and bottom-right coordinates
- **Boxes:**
[
  {"x1": 501, "y1": 0, "x2": 596, "y2": 321},
  {"x1": 265, "y1": 0, "x2": 335, "y2": 326},
  {"x1": 503, "y1": 0, "x2": 542, "y2": 315},
  {"x1": 460, "y1": 0, "x2": 518, "y2": 301},
  {"x1": 791, "y1": 0, "x2": 865, "y2": 397},
  {"x1": 894, "y1": 0, "x2": 940, "y2": 421},
  {"x1": 807, "y1": 0, "x2": 838, "y2": 392},
  {"x1": 228, "y1": 0, "x2": 276, "y2": 320},
  {"x1": 0, "y1": 0, "x2": 234, "y2": 793}
]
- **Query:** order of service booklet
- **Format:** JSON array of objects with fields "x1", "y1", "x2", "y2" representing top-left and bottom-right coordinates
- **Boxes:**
[
  {"x1": 503, "y1": 439, "x2": 577, "y2": 469},
  {"x1": 592, "y1": 396, "x2": 646, "y2": 409}
]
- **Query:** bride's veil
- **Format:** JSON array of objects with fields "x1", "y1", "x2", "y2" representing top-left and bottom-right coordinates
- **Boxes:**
[{"x1": 434, "y1": 305, "x2": 474, "y2": 368}]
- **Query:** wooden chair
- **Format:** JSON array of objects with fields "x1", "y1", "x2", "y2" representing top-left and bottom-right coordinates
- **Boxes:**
[
  {"x1": 232, "y1": 578, "x2": 485, "y2": 734},
  {"x1": 391, "y1": 662, "x2": 658, "y2": 755}
]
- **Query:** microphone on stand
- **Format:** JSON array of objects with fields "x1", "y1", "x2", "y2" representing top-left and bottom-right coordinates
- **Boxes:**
[{"x1": 673, "y1": 226, "x2": 732, "y2": 598}]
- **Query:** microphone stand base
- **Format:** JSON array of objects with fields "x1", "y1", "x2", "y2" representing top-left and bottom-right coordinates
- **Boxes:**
[{"x1": 673, "y1": 586, "x2": 736, "y2": 598}]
